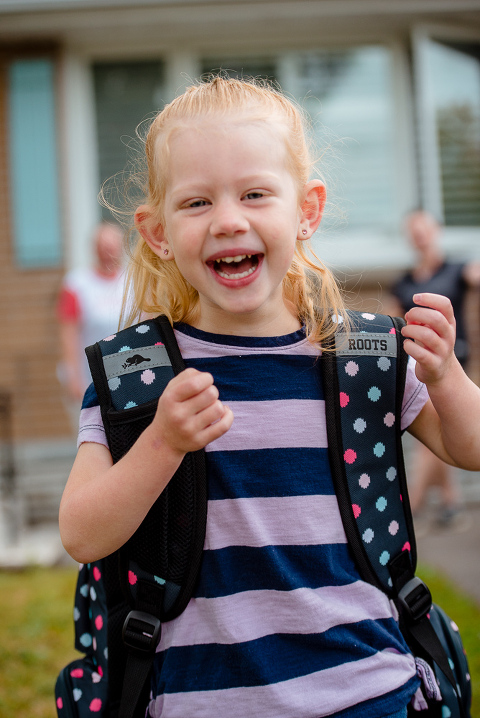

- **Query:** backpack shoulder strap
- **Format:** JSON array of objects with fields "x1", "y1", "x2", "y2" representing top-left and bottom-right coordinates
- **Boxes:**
[
  {"x1": 85, "y1": 316, "x2": 207, "y2": 718},
  {"x1": 322, "y1": 310, "x2": 461, "y2": 705},
  {"x1": 322, "y1": 310, "x2": 414, "y2": 594}
]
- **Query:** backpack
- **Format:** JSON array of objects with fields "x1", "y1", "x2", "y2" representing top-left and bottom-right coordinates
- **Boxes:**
[{"x1": 55, "y1": 311, "x2": 471, "y2": 718}]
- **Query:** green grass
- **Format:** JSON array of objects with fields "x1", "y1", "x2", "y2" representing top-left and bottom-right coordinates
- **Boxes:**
[
  {"x1": 0, "y1": 566, "x2": 78, "y2": 718},
  {"x1": 417, "y1": 564, "x2": 480, "y2": 717},
  {"x1": 0, "y1": 564, "x2": 479, "y2": 717}
]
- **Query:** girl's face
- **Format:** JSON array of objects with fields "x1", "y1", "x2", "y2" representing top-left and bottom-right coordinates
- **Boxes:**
[{"x1": 148, "y1": 118, "x2": 323, "y2": 335}]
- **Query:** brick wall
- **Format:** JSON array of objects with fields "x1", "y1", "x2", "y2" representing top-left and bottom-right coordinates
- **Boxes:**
[{"x1": 0, "y1": 53, "x2": 71, "y2": 441}]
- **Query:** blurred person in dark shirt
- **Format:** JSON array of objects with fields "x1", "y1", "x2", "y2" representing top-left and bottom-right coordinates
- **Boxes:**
[{"x1": 390, "y1": 209, "x2": 480, "y2": 529}]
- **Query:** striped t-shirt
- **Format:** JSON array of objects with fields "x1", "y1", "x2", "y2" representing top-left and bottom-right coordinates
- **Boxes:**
[{"x1": 79, "y1": 323, "x2": 428, "y2": 718}]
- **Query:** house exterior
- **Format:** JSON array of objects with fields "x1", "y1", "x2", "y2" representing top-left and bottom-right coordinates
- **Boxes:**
[{"x1": 1, "y1": 0, "x2": 480, "y2": 441}]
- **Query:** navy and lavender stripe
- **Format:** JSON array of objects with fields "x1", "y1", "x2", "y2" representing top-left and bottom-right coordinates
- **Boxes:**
[{"x1": 78, "y1": 324, "x2": 427, "y2": 717}]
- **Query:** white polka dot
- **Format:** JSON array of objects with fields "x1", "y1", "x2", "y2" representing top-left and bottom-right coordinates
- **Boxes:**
[
  {"x1": 386, "y1": 467, "x2": 397, "y2": 481},
  {"x1": 362, "y1": 313, "x2": 376, "y2": 320},
  {"x1": 108, "y1": 377, "x2": 121, "y2": 391},
  {"x1": 363, "y1": 528, "x2": 374, "y2": 543},
  {"x1": 354, "y1": 418, "x2": 367, "y2": 433},
  {"x1": 378, "y1": 357, "x2": 391, "y2": 371},
  {"x1": 136, "y1": 325, "x2": 150, "y2": 333}
]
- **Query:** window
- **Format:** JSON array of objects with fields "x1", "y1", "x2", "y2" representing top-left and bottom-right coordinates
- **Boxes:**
[
  {"x1": 422, "y1": 40, "x2": 480, "y2": 226},
  {"x1": 8, "y1": 59, "x2": 62, "y2": 268},
  {"x1": 201, "y1": 49, "x2": 398, "y2": 234},
  {"x1": 284, "y1": 47, "x2": 398, "y2": 232},
  {"x1": 93, "y1": 61, "x2": 165, "y2": 219}
]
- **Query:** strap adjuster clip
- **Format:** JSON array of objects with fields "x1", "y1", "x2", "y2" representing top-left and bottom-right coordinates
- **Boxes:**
[
  {"x1": 397, "y1": 577, "x2": 432, "y2": 623},
  {"x1": 122, "y1": 610, "x2": 161, "y2": 653}
]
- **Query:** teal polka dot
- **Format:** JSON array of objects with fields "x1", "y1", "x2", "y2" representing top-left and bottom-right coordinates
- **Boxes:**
[
  {"x1": 108, "y1": 377, "x2": 121, "y2": 391},
  {"x1": 442, "y1": 707, "x2": 452, "y2": 718},
  {"x1": 124, "y1": 401, "x2": 138, "y2": 409},
  {"x1": 373, "y1": 442, "x2": 385, "y2": 457},
  {"x1": 79, "y1": 632, "x2": 93, "y2": 648},
  {"x1": 379, "y1": 551, "x2": 390, "y2": 566},
  {"x1": 368, "y1": 386, "x2": 381, "y2": 402},
  {"x1": 376, "y1": 496, "x2": 387, "y2": 512},
  {"x1": 119, "y1": 346, "x2": 132, "y2": 352}
]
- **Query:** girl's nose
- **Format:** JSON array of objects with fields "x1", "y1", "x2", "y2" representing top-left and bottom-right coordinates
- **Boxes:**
[{"x1": 210, "y1": 200, "x2": 250, "y2": 237}]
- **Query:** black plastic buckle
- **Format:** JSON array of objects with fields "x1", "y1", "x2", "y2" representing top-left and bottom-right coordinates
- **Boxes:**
[
  {"x1": 397, "y1": 577, "x2": 432, "y2": 623},
  {"x1": 122, "y1": 610, "x2": 161, "y2": 653}
]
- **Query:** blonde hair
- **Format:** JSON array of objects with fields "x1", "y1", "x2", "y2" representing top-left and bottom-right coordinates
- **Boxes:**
[{"x1": 125, "y1": 75, "x2": 347, "y2": 347}]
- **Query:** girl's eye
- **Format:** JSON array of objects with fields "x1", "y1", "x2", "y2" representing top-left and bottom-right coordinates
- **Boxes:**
[
  {"x1": 244, "y1": 191, "x2": 264, "y2": 200},
  {"x1": 186, "y1": 199, "x2": 208, "y2": 208}
]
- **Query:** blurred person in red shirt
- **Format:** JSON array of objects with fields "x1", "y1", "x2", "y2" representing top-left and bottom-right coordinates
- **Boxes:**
[{"x1": 57, "y1": 223, "x2": 125, "y2": 420}]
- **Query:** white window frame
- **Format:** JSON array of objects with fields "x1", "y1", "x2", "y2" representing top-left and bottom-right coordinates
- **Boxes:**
[{"x1": 412, "y1": 22, "x2": 480, "y2": 259}]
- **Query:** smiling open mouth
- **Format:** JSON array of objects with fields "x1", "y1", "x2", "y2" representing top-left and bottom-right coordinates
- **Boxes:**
[{"x1": 211, "y1": 254, "x2": 260, "y2": 279}]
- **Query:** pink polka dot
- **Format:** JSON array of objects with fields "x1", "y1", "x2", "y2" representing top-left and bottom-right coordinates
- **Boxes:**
[
  {"x1": 359, "y1": 473, "x2": 370, "y2": 489},
  {"x1": 98, "y1": 666, "x2": 104, "y2": 677},
  {"x1": 56, "y1": 697, "x2": 63, "y2": 709},
  {"x1": 103, "y1": 335, "x2": 116, "y2": 341},
  {"x1": 141, "y1": 369, "x2": 155, "y2": 385},
  {"x1": 89, "y1": 698, "x2": 103, "y2": 712},
  {"x1": 155, "y1": 342, "x2": 164, "y2": 346},
  {"x1": 384, "y1": 412, "x2": 395, "y2": 427},
  {"x1": 70, "y1": 668, "x2": 84, "y2": 678},
  {"x1": 128, "y1": 570, "x2": 138, "y2": 585},
  {"x1": 402, "y1": 542, "x2": 411, "y2": 552},
  {"x1": 344, "y1": 448, "x2": 357, "y2": 464},
  {"x1": 345, "y1": 361, "x2": 359, "y2": 377},
  {"x1": 93, "y1": 566, "x2": 101, "y2": 581},
  {"x1": 352, "y1": 504, "x2": 361, "y2": 519},
  {"x1": 388, "y1": 520, "x2": 399, "y2": 535},
  {"x1": 389, "y1": 327, "x2": 396, "y2": 334},
  {"x1": 340, "y1": 392, "x2": 349, "y2": 408},
  {"x1": 95, "y1": 615, "x2": 104, "y2": 630}
]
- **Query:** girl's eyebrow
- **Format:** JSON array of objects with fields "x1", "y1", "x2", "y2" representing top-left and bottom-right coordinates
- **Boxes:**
[{"x1": 170, "y1": 172, "x2": 283, "y2": 197}]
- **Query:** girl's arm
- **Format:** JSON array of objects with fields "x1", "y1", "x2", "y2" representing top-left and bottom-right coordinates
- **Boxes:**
[
  {"x1": 59, "y1": 368, "x2": 234, "y2": 563},
  {"x1": 404, "y1": 292, "x2": 480, "y2": 470}
]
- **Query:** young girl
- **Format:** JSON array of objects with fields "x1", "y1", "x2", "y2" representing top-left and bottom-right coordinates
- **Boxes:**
[{"x1": 59, "y1": 77, "x2": 480, "y2": 718}]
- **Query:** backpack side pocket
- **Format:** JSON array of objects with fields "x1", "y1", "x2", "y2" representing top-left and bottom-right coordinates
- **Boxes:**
[{"x1": 55, "y1": 656, "x2": 108, "y2": 717}]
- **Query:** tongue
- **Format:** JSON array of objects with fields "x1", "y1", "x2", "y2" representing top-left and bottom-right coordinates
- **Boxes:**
[{"x1": 217, "y1": 257, "x2": 254, "y2": 275}]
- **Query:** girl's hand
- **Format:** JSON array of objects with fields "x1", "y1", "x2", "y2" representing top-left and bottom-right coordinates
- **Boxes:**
[
  {"x1": 401, "y1": 292, "x2": 458, "y2": 386},
  {"x1": 152, "y1": 367, "x2": 234, "y2": 456}
]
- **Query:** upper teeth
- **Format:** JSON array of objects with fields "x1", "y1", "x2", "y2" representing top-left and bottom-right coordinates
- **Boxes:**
[{"x1": 215, "y1": 254, "x2": 251, "y2": 263}]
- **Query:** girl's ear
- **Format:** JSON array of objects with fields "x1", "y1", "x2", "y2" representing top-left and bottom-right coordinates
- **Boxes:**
[
  {"x1": 298, "y1": 180, "x2": 326, "y2": 240},
  {"x1": 134, "y1": 204, "x2": 173, "y2": 259}
]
